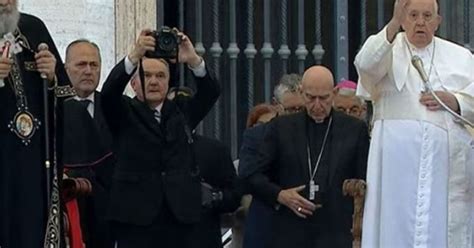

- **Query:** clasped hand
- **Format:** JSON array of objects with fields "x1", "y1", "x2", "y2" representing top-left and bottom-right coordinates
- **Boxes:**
[
  {"x1": 35, "y1": 49, "x2": 57, "y2": 82},
  {"x1": 0, "y1": 57, "x2": 12, "y2": 80},
  {"x1": 0, "y1": 49, "x2": 56, "y2": 82},
  {"x1": 419, "y1": 91, "x2": 459, "y2": 112}
]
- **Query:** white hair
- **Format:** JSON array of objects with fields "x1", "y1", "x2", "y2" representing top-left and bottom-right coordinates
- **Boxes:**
[
  {"x1": 0, "y1": 2, "x2": 20, "y2": 36},
  {"x1": 273, "y1": 84, "x2": 291, "y2": 104},
  {"x1": 273, "y1": 73, "x2": 302, "y2": 103}
]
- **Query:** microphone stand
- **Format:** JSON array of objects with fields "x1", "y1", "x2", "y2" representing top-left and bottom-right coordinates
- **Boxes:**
[{"x1": 411, "y1": 55, "x2": 474, "y2": 127}]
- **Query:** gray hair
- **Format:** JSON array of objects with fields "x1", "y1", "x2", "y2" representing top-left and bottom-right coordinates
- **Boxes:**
[
  {"x1": 278, "y1": 73, "x2": 302, "y2": 88},
  {"x1": 273, "y1": 84, "x2": 290, "y2": 104},
  {"x1": 65, "y1": 39, "x2": 102, "y2": 62},
  {"x1": 273, "y1": 73, "x2": 302, "y2": 103}
]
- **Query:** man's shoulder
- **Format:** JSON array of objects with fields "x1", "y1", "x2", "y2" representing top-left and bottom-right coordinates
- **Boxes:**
[
  {"x1": 333, "y1": 111, "x2": 367, "y2": 129},
  {"x1": 63, "y1": 97, "x2": 76, "y2": 110},
  {"x1": 273, "y1": 111, "x2": 305, "y2": 123},
  {"x1": 94, "y1": 90, "x2": 102, "y2": 99},
  {"x1": 245, "y1": 123, "x2": 269, "y2": 134},
  {"x1": 436, "y1": 37, "x2": 472, "y2": 56},
  {"x1": 19, "y1": 13, "x2": 46, "y2": 28}
]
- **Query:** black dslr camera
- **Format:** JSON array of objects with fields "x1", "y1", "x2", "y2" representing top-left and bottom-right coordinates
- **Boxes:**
[{"x1": 145, "y1": 26, "x2": 181, "y2": 59}]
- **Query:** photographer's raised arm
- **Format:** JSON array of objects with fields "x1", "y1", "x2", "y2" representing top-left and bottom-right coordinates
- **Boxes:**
[
  {"x1": 101, "y1": 29, "x2": 155, "y2": 133},
  {"x1": 173, "y1": 30, "x2": 220, "y2": 128},
  {"x1": 176, "y1": 31, "x2": 203, "y2": 69},
  {"x1": 128, "y1": 29, "x2": 156, "y2": 66}
]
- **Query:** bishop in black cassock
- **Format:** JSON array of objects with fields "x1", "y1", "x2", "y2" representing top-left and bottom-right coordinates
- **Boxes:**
[{"x1": 0, "y1": 10, "x2": 69, "y2": 248}]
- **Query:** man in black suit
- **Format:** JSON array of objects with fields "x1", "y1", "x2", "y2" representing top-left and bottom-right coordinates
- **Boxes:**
[
  {"x1": 190, "y1": 134, "x2": 242, "y2": 248},
  {"x1": 166, "y1": 87, "x2": 241, "y2": 248},
  {"x1": 247, "y1": 66, "x2": 369, "y2": 248},
  {"x1": 63, "y1": 39, "x2": 115, "y2": 247},
  {"x1": 101, "y1": 29, "x2": 219, "y2": 248}
]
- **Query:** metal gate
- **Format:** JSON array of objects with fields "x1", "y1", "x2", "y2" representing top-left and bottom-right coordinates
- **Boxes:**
[{"x1": 157, "y1": 0, "x2": 473, "y2": 159}]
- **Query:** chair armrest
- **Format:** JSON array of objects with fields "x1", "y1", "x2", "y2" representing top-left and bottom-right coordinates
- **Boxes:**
[{"x1": 343, "y1": 179, "x2": 367, "y2": 248}]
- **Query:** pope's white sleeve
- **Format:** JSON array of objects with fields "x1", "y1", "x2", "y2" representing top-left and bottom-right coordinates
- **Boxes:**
[{"x1": 354, "y1": 26, "x2": 396, "y2": 97}]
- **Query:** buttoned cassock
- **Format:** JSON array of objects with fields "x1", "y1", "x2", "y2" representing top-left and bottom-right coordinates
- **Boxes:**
[{"x1": 355, "y1": 27, "x2": 474, "y2": 248}]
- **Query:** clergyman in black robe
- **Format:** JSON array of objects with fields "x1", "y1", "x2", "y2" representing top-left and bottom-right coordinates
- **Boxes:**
[{"x1": 0, "y1": 4, "x2": 70, "y2": 248}]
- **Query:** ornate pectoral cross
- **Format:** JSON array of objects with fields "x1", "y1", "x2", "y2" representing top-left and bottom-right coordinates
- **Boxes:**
[{"x1": 309, "y1": 180, "x2": 319, "y2": 201}]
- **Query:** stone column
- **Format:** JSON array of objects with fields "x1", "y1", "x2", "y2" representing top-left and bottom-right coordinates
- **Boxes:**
[
  {"x1": 115, "y1": 0, "x2": 156, "y2": 60},
  {"x1": 115, "y1": 0, "x2": 157, "y2": 95}
]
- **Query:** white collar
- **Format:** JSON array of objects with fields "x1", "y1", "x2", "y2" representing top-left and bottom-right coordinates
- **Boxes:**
[
  {"x1": 74, "y1": 92, "x2": 95, "y2": 103},
  {"x1": 404, "y1": 35, "x2": 435, "y2": 57},
  {"x1": 154, "y1": 102, "x2": 164, "y2": 113}
]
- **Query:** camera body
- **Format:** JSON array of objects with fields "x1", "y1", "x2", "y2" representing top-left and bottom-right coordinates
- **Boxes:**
[{"x1": 145, "y1": 26, "x2": 181, "y2": 59}]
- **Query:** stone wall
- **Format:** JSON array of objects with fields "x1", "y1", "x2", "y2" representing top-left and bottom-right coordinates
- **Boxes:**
[
  {"x1": 19, "y1": 0, "x2": 115, "y2": 89},
  {"x1": 18, "y1": 0, "x2": 157, "y2": 91}
]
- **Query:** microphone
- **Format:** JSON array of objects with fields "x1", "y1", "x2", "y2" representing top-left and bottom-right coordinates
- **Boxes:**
[
  {"x1": 411, "y1": 55, "x2": 429, "y2": 83},
  {"x1": 37, "y1": 43, "x2": 49, "y2": 79}
]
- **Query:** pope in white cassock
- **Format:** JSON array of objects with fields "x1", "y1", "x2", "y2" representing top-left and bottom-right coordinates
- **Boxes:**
[{"x1": 355, "y1": 0, "x2": 474, "y2": 247}]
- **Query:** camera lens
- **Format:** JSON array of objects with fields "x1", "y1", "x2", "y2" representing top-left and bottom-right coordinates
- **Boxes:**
[{"x1": 158, "y1": 33, "x2": 177, "y2": 52}]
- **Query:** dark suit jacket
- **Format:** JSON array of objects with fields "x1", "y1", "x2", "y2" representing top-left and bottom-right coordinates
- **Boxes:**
[
  {"x1": 247, "y1": 110, "x2": 369, "y2": 248},
  {"x1": 238, "y1": 124, "x2": 273, "y2": 248},
  {"x1": 63, "y1": 91, "x2": 115, "y2": 247},
  {"x1": 63, "y1": 92, "x2": 113, "y2": 168},
  {"x1": 189, "y1": 135, "x2": 242, "y2": 248},
  {"x1": 238, "y1": 124, "x2": 268, "y2": 178},
  {"x1": 101, "y1": 59, "x2": 219, "y2": 226}
]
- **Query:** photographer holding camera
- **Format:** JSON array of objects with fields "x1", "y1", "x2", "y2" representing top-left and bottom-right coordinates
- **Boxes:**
[{"x1": 100, "y1": 28, "x2": 219, "y2": 248}]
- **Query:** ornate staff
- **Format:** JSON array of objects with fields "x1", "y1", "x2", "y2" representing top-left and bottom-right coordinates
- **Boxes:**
[
  {"x1": 38, "y1": 43, "x2": 52, "y2": 201},
  {"x1": 34, "y1": 43, "x2": 61, "y2": 248}
]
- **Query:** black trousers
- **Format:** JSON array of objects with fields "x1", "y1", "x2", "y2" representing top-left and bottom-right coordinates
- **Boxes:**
[
  {"x1": 268, "y1": 208, "x2": 352, "y2": 248},
  {"x1": 113, "y1": 204, "x2": 195, "y2": 248}
]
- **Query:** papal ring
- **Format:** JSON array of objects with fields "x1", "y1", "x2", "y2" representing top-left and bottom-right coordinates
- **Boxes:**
[{"x1": 297, "y1": 207, "x2": 302, "y2": 212}]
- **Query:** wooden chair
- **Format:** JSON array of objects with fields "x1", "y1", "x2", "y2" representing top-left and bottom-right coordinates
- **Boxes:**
[{"x1": 343, "y1": 179, "x2": 367, "y2": 248}]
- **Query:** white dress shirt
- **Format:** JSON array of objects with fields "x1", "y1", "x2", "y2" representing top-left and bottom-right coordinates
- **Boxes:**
[{"x1": 74, "y1": 92, "x2": 95, "y2": 118}]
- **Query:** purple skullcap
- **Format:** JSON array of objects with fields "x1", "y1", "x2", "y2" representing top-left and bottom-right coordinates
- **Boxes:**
[
  {"x1": 335, "y1": 80, "x2": 357, "y2": 96},
  {"x1": 336, "y1": 80, "x2": 357, "y2": 90}
]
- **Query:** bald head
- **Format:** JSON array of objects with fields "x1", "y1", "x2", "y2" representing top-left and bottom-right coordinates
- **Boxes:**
[
  {"x1": 301, "y1": 66, "x2": 336, "y2": 122},
  {"x1": 302, "y1": 66, "x2": 334, "y2": 91}
]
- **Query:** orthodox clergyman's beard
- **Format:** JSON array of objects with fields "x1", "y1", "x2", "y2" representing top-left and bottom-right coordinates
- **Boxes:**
[{"x1": 0, "y1": 8, "x2": 20, "y2": 36}]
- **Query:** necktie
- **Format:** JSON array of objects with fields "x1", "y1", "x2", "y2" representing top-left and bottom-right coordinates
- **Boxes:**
[
  {"x1": 78, "y1": 99, "x2": 91, "y2": 109},
  {"x1": 78, "y1": 99, "x2": 93, "y2": 117},
  {"x1": 154, "y1": 110, "x2": 161, "y2": 123}
]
